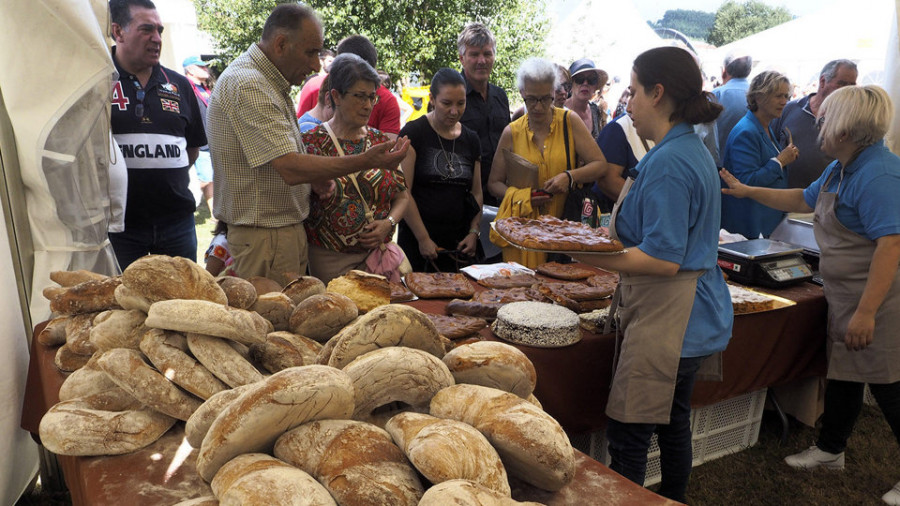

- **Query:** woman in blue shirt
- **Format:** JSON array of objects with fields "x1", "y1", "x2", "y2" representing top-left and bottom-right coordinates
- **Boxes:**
[
  {"x1": 721, "y1": 85, "x2": 900, "y2": 506},
  {"x1": 574, "y1": 46, "x2": 733, "y2": 502},
  {"x1": 720, "y1": 71, "x2": 799, "y2": 238}
]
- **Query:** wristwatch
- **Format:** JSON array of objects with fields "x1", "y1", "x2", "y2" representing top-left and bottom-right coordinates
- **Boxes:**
[
  {"x1": 469, "y1": 228, "x2": 481, "y2": 237},
  {"x1": 386, "y1": 215, "x2": 397, "y2": 227}
]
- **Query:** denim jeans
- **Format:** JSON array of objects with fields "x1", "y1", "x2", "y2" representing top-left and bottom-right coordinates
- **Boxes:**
[
  {"x1": 109, "y1": 213, "x2": 197, "y2": 269},
  {"x1": 606, "y1": 355, "x2": 708, "y2": 503},
  {"x1": 818, "y1": 379, "x2": 900, "y2": 454}
]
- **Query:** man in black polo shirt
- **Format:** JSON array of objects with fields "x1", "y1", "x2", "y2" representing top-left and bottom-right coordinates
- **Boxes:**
[
  {"x1": 457, "y1": 22, "x2": 510, "y2": 207},
  {"x1": 108, "y1": 0, "x2": 207, "y2": 269}
]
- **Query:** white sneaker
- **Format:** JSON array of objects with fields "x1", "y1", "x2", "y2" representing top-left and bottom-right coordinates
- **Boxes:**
[
  {"x1": 883, "y1": 480, "x2": 900, "y2": 505},
  {"x1": 784, "y1": 446, "x2": 845, "y2": 470}
]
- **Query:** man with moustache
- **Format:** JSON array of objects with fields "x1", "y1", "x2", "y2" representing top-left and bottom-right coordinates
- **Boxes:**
[
  {"x1": 108, "y1": 0, "x2": 207, "y2": 268},
  {"x1": 457, "y1": 22, "x2": 510, "y2": 207},
  {"x1": 207, "y1": 3, "x2": 408, "y2": 285}
]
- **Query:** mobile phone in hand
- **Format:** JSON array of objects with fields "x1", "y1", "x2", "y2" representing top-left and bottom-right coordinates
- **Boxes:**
[{"x1": 531, "y1": 190, "x2": 551, "y2": 198}]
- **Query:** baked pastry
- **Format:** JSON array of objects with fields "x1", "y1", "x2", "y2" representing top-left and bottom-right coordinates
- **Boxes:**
[
  {"x1": 535, "y1": 261, "x2": 596, "y2": 280},
  {"x1": 327, "y1": 270, "x2": 390, "y2": 313},
  {"x1": 405, "y1": 272, "x2": 475, "y2": 299},
  {"x1": 445, "y1": 299, "x2": 504, "y2": 320},
  {"x1": 729, "y1": 284, "x2": 775, "y2": 314},
  {"x1": 491, "y1": 301, "x2": 581, "y2": 348},
  {"x1": 477, "y1": 273, "x2": 540, "y2": 289},
  {"x1": 578, "y1": 307, "x2": 617, "y2": 334},
  {"x1": 495, "y1": 215, "x2": 624, "y2": 252},
  {"x1": 426, "y1": 314, "x2": 488, "y2": 340},
  {"x1": 536, "y1": 282, "x2": 614, "y2": 312},
  {"x1": 586, "y1": 273, "x2": 619, "y2": 290},
  {"x1": 470, "y1": 287, "x2": 544, "y2": 304},
  {"x1": 390, "y1": 280, "x2": 416, "y2": 303}
]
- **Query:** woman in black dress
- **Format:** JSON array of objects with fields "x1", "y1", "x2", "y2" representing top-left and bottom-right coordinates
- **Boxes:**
[{"x1": 398, "y1": 68, "x2": 482, "y2": 272}]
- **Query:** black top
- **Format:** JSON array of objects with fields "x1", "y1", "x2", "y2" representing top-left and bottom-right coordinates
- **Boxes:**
[
  {"x1": 459, "y1": 73, "x2": 510, "y2": 206},
  {"x1": 110, "y1": 47, "x2": 207, "y2": 227}
]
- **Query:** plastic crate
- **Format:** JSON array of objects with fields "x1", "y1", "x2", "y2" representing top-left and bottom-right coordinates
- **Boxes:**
[{"x1": 570, "y1": 388, "x2": 767, "y2": 487}]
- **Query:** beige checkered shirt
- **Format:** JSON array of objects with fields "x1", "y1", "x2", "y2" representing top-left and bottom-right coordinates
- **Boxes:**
[{"x1": 207, "y1": 43, "x2": 310, "y2": 227}]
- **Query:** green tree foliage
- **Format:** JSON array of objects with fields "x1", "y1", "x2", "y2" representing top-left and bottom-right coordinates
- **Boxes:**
[
  {"x1": 707, "y1": 1, "x2": 792, "y2": 47},
  {"x1": 650, "y1": 9, "x2": 716, "y2": 41},
  {"x1": 192, "y1": 0, "x2": 548, "y2": 96}
]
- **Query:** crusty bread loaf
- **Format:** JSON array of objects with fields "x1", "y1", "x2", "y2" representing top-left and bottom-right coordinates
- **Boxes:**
[
  {"x1": 418, "y1": 479, "x2": 544, "y2": 505},
  {"x1": 54, "y1": 344, "x2": 91, "y2": 372},
  {"x1": 58, "y1": 354, "x2": 119, "y2": 400},
  {"x1": 89, "y1": 309, "x2": 148, "y2": 351},
  {"x1": 50, "y1": 269, "x2": 107, "y2": 287},
  {"x1": 250, "y1": 292, "x2": 295, "y2": 332},
  {"x1": 327, "y1": 304, "x2": 444, "y2": 369},
  {"x1": 113, "y1": 284, "x2": 152, "y2": 313},
  {"x1": 216, "y1": 276, "x2": 257, "y2": 309},
  {"x1": 145, "y1": 299, "x2": 271, "y2": 346},
  {"x1": 210, "y1": 453, "x2": 295, "y2": 498},
  {"x1": 170, "y1": 496, "x2": 219, "y2": 506},
  {"x1": 140, "y1": 329, "x2": 229, "y2": 399},
  {"x1": 289, "y1": 292, "x2": 358, "y2": 342},
  {"x1": 248, "y1": 332, "x2": 322, "y2": 374},
  {"x1": 49, "y1": 276, "x2": 122, "y2": 315},
  {"x1": 65, "y1": 312, "x2": 99, "y2": 356},
  {"x1": 186, "y1": 333, "x2": 265, "y2": 388},
  {"x1": 326, "y1": 270, "x2": 389, "y2": 313},
  {"x1": 385, "y1": 412, "x2": 510, "y2": 495},
  {"x1": 37, "y1": 316, "x2": 69, "y2": 346},
  {"x1": 526, "y1": 393, "x2": 543, "y2": 410},
  {"x1": 196, "y1": 365, "x2": 355, "y2": 482},
  {"x1": 247, "y1": 276, "x2": 283, "y2": 296},
  {"x1": 430, "y1": 384, "x2": 575, "y2": 491},
  {"x1": 216, "y1": 463, "x2": 337, "y2": 506},
  {"x1": 42, "y1": 285, "x2": 66, "y2": 302},
  {"x1": 185, "y1": 384, "x2": 255, "y2": 449},
  {"x1": 282, "y1": 275, "x2": 326, "y2": 305},
  {"x1": 274, "y1": 420, "x2": 424, "y2": 506},
  {"x1": 442, "y1": 341, "x2": 537, "y2": 399},
  {"x1": 122, "y1": 255, "x2": 227, "y2": 304},
  {"x1": 97, "y1": 348, "x2": 202, "y2": 421},
  {"x1": 39, "y1": 399, "x2": 176, "y2": 456},
  {"x1": 343, "y1": 347, "x2": 455, "y2": 426}
]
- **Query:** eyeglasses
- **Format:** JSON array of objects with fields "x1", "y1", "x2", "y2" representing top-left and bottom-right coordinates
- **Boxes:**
[
  {"x1": 815, "y1": 116, "x2": 825, "y2": 131},
  {"x1": 134, "y1": 89, "x2": 146, "y2": 118},
  {"x1": 522, "y1": 95, "x2": 554, "y2": 108},
  {"x1": 346, "y1": 91, "x2": 379, "y2": 105},
  {"x1": 556, "y1": 83, "x2": 572, "y2": 93},
  {"x1": 573, "y1": 73, "x2": 599, "y2": 86}
]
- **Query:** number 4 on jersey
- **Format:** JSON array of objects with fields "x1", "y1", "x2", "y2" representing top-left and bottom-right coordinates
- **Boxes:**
[{"x1": 111, "y1": 81, "x2": 130, "y2": 111}]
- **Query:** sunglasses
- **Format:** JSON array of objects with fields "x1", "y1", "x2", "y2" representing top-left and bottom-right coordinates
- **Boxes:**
[
  {"x1": 134, "y1": 89, "x2": 146, "y2": 118},
  {"x1": 573, "y1": 73, "x2": 599, "y2": 86}
]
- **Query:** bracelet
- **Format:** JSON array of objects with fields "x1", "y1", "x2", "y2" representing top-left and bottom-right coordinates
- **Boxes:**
[
  {"x1": 468, "y1": 228, "x2": 481, "y2": 237},
  {"x1": 564, "y1": 170, "x2": 574, "y2": 189},
  {"x1": 386, "y1": 215, "x2": 397, "y2": 227}
]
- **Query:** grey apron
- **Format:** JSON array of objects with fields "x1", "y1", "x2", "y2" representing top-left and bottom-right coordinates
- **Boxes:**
[
  {"x1": 604, "y1": 177, "x2": 703, "y2": 424},
  {"x1": 814, "y1": 168, "x2": 900, "y2": 383}
]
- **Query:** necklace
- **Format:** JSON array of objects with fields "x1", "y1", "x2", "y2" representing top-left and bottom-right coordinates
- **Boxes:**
[{"x1": 434, "y1": 126, "x2": 458, "y2": 180}]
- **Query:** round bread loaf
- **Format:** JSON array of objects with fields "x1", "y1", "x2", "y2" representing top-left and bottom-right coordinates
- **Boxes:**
[
  {"x1": 326, "y1": 270, "x2": 389, "y2": 313},
  {"x1": 141, "y1": 329, "x2": 229, "y2": 399},
  {"x1": 327, "y1": 304, "x2": 444, "y2": 369},
  {"x1": 39, "y1": 399, "x2": 176, "y2": 456},
  {"x1": 282, "y1": 275, "x2": 326, "y2": 305},
  {"x1": 122, "y1": 255, "x2": 227, "y2": 305},
  {"x1": 419, "y1": 479, "x2": 544, "y2": 505},
  {"x1": 97, "y1": 348, "x2": 203, "y2": 421},
  {"x1": 185, "y1": 384, "x2": 255, "y2": 449},
  {"x1": 170, "y1": 496, "x2": 218, "y2": 506},
  {"x1": 217, "y1": 465, "x2": 336, "y2": 506},
  {"x1": 275, "y1": 420, "x2": 424, "y2": 506},
  {"x1": 196, "y1": 365, "x2": 355, "y2": 482},
  {"x1": 343, "y1": 347, "x2": 455, "y2": 426},
  {"x1": 186, "y1": 333, "x2": 265, "y2": 388},
  {"x1": 89, "y1": 309, "x2": 148, "y2": 351},
  {"x1": 58, "y1": 354, "x2": 119, "y2": 401},
  {"x1": 442, "y1": 341, "x2": 537, "y2": 398},
  {"x1": 289, "y1": 292, "x2": 358, "y2": 342},
  {"x1": 491, "y1": 301, "x2": 581, "y2": 348},
  {"x1": 247, "y1": 276, "x2": 282, "y2": 296},
  {"x1": 249, "y1": 332, "x2": 322, "y2": 374},
  {"x1": 145, "y1": 299, "x2": 271, "y2": 346},
  {"x1": 385, "y1": 412, "x2": 510, "y2": 495},
  {"x1": 251, "y1": 292, "x2": 295, "y2": 332},
  {"x1": 113, "y1": 284, "x2": 152, "y2": 313},
  {"x1": 217, "y1": 277, "x2": 257, "y2": 309},
  {"x1": 430, "y1": 384, "x2": 575, "y2": 492},
  {"x1": 210, "y1": 453, "x2": 295, "y2": 498}
]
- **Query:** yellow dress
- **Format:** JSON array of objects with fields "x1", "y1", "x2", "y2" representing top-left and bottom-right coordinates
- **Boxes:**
[{"x1": 495, "y1": 107, "x2": 574, "y2": 267}]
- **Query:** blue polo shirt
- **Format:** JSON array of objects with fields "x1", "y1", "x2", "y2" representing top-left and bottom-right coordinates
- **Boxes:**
[
  {"x1": 615, "y1": 123, "x2": 733, "y2": 357},
  {"x1": 803, "y1": 141, "x2": 900, "y2": 240}
]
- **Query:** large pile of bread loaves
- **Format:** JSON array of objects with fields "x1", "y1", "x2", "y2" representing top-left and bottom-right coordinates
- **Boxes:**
[{"x1": 37, "y1": 256, "x2": 574, "y2": 505}]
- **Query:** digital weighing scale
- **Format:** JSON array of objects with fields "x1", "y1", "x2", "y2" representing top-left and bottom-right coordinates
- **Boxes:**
[{"x1": 717, "y1": 238, "x2": 814, "y2": 288}]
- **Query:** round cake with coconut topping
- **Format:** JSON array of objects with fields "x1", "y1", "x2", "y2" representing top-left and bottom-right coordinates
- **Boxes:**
[{"x1": 491, "y1": 301, "x2": 581, "y2": 348}]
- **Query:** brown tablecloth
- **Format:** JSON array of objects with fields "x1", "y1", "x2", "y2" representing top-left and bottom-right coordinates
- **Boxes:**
[
  {"x1": 409, "y1": 277, "x2": 828, "y2": 434},
  {"x1": 20, "y1": 322, "x2": 680, "y2": 506}
]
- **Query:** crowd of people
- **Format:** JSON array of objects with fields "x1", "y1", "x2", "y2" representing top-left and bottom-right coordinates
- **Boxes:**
[{"x1": 106, "y1": 0, "x2": 900, "y2": 504}]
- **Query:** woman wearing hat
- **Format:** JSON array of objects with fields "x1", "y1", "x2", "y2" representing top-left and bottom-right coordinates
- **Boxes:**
[{"x1": 565, "y1": 58, "x2": 608, "y2": 141}]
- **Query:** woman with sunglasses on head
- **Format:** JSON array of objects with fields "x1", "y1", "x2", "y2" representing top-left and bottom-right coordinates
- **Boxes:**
[
  {"x1": 722, "y1": 85, "x2": 900, "y2": 506},
  {"x1": 302, "y1": 53, "x2": 409, "y2": 283},
  {"x1": 488, "y1": 58, "x2": 616, "y2": 267},
  {"x1": 571, "y1": 46, "x2": 732, "y2": 502},
  {"x1": 397, "y1": 68, "x2": 483, "y2": 272},
  {"x1": 565, "y1": 58, "x2": 609, "y2": 141}
]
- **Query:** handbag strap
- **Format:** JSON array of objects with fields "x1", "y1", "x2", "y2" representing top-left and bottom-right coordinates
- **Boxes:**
[
  {"x1": 562, "y1": 110, "x2": 572, "y2": 172},
  {"x1": 322, "y1": 122, "x2": 374, "y2": 222}
]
